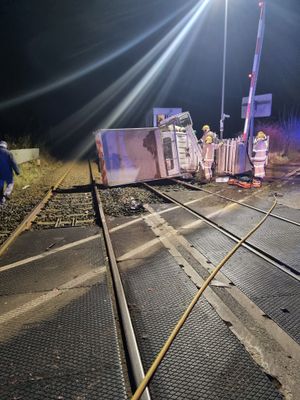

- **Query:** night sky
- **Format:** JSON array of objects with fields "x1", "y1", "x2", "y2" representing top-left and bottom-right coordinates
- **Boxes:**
[{"x1": 0, "y1": 0, "x2": 299, "y2": 156}]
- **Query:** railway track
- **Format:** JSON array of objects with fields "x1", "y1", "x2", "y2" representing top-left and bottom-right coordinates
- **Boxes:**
[
  {"x1": 0, "y1": 166, "x2": 72, "y2": 255},
  {"x1": 143, "y1": 179, "x2": 300, "y2": 280},
  {"x1": 1, "y1": 165, "x2": 298, "y2": 399},
  {"x1": 135, "y1": 181, "x2": 299, "y2": 340},
  {"x1": 0, "y1": 162, "x2": 151, "y2": 399},
  {"x1": 32, "y1": 164, "x2": 97, "y2": 229},
  {"x1": 0, "y1": 164, "x2": 98, "y2": 256},
  {"x1": 172, "y1": 178, "x2": 300, "y2": 227},
  {"x1": 32, "y1": 188, "x2": 95, "y2": 229},
  {"x1": 99, "y1": 180, "x2": 298, "y2": 399}
]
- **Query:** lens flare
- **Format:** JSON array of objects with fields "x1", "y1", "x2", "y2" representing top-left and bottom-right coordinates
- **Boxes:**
[
  {"x1": 65, "y1": 0, "x2": 212, "y2": 160},
  {"x1": 0, "y1": 2, "x2": 193, "y2": 111},
  {"x1": 51, "y1": 0, "x2": 211, "y2": 150}
]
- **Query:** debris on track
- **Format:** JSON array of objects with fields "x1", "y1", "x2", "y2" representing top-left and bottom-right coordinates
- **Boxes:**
[{"x1": 99, "y1": 185, "x2": 164, "y2": 217}]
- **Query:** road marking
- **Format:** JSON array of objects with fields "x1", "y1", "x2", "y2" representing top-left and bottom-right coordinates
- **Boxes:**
[
  {"x1": 0, "y1": 267, "x2": 106, "y2": 324},
  {"x1": 116, "y1": 188, "x2": 267, "y2": 261},
  {"x1": 110, "y1": 191, "x2": 220, "y2": 233},
  {"x1": 116, "y1": 206, "x2": 225, "y2": 261},
  {"x1": 117, "y1": 238, "x2": 161, "y2": 262},
  {"x1": 110, "y1": 206, "x2": 180, "y2": 233},
  {"x1": 114, "y1": 185, "x2": 276, "y2": 261},
  {"x1": 110, "y1": 185, "x2": 266, "y2": 235},
  {"x1": 0, "y1": 234, "x2": 101, "y2": 273},
  {"x1": 140, "y1": 204, "x2": 300, "y2": 398}
]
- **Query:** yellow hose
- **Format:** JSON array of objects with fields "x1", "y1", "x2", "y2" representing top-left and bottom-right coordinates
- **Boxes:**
[{"x1": 131, "y1": 198, "x2": 277, "y2": 399}]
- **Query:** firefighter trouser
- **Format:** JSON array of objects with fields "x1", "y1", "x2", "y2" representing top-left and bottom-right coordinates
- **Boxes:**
[
  {"x1": 203, "y1": 143, "x2": 215, "y2": 181},
  {"x1": 252, "y1": 143, "x2": 267, "y2": 179},
  {"x1": 204, "y1": 160, "x2": 213, "y2": 180},
  {"x1": 253, "y1": 161, "x2": 266, "y2": 178}
]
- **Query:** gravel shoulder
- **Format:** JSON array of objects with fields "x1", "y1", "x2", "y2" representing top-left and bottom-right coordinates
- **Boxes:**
[{"x1": 0, "y1": 156, "x2": 69, "y2": 243}]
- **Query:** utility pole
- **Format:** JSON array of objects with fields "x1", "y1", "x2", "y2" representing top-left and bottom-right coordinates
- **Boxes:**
[{"x1": 220, "y1": 0, "x2": 230, "y2": 139}]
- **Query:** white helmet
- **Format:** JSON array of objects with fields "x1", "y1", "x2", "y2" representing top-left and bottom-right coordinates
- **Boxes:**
[{"x1": 0, "y1": 141, "x2": 8, "y2": 149}]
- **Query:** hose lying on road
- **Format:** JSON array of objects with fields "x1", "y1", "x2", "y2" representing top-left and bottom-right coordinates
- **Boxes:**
[{"x1": 131, "y1": 198, "x2": 278, "y2": 400}]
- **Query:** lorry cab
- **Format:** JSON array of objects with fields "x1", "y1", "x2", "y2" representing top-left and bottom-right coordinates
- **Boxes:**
[{"x1": 159, "y1": 112, "x2": 202, "y2": 174}]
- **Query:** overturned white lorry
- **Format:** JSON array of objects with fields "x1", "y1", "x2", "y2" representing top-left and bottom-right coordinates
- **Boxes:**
[{"x1": 95, "y1": 112, "x2": 203, "y2": 186}]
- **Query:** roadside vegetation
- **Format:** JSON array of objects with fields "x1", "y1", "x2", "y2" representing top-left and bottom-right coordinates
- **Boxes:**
[
  {"x1": 0, "y1": 134, "x2": 33, "y2": 150},
  {"x1": 14, "y1": 154, "x2": 63, "y2": 191},
  {"x1": 256, "y1": 110, "x2": 300, "y2": 163},
  {"x1": 0, "y1": 135, "x2": 63, "y2": 190},
  {"x1": 0, "y1": 150, "x2": 66, "y2": 244}
]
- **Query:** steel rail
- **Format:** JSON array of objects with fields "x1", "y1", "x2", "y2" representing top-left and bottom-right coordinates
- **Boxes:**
[
  {"x1": 89, "y1": 163, "x2": 151, "y2": 400},
  {"x1": 0, "y1": 165, "x2": 73, "y2": 257},
  {"x1": 263, "y1": 165, "x2": 300, "y2": 182},
  {"x1": 143, "y1": 183, "x2": 300, "y2": 282},
  {"x1": 131, "y1": 196, "x2": 277, "y2": 400},
  {"x1": 171, "y1": 178, "x2": 300, "y2": 227},
  {"x1": 283, "y1": 166, "x2": 300, "y2": 179}
]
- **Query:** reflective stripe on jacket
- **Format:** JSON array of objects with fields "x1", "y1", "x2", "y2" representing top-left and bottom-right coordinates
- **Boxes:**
[{"x1": 252, "y1": 139, "x2": 268, "y2": 178}]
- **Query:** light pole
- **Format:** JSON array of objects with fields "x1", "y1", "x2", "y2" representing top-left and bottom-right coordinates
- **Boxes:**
[{"x1": 220, "y1": 0, "x2": 230, "y2": 139}]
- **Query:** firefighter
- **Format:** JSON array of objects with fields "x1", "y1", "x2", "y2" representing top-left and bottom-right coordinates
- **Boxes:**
[
  {"x1": 0, "y1": 141, "x2": 20, "y2": 205},
  {"x1": 201, "y1": 124, "x2": 218, "y2": 144},
  {"x1": 252, "y1": 131, "x2": 268, "y2": 187},
  {"x1": 157, "y1": 114, "x2": 165, "y2": 125},
  {"x1": 203, "y1": 134, "x2": 215, "y2": 181}
]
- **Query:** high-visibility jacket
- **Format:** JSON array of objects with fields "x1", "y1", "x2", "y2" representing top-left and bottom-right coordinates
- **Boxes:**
[
  {"x1": 202, "y1": 130, "x2": 218, "y2": 144},
  {"x1": 252, "y1": 139, "x2": 268, "y2": 178}
]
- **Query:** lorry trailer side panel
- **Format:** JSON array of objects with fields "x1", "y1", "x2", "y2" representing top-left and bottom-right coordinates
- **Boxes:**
[{"x1": 96, "y1": 128, "x2": 174, "y2": 187}]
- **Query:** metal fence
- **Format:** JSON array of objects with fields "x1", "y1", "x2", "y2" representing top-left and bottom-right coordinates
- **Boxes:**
[{"x1": 216, "y1": 138, "x2": 250, "y2": 175}]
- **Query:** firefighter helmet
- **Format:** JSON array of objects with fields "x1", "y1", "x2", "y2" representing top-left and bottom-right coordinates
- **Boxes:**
[
  {"x1": 256, "y1": 131, "x2": 266, "y2": 140},
  {"x1": 205, "y1": 135, "x2": 213, "y2": 144},
  {"x1": 202, "y1": 124, "x2": 210, "y2": 131},
  {"x1": 0, "y1": 141, "x2": 7, "y2": 149}
]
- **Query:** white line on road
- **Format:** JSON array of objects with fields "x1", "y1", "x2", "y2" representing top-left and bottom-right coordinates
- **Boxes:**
[
  {"x1": 0, "y1": 267, "x2": 106, "y2": 324},
  {"x1": 110, "y1": 191, "x2": 219, "y2": 233},
  {"x1": 0, "y1": 234, "x2": 101, "y2": 273}
]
